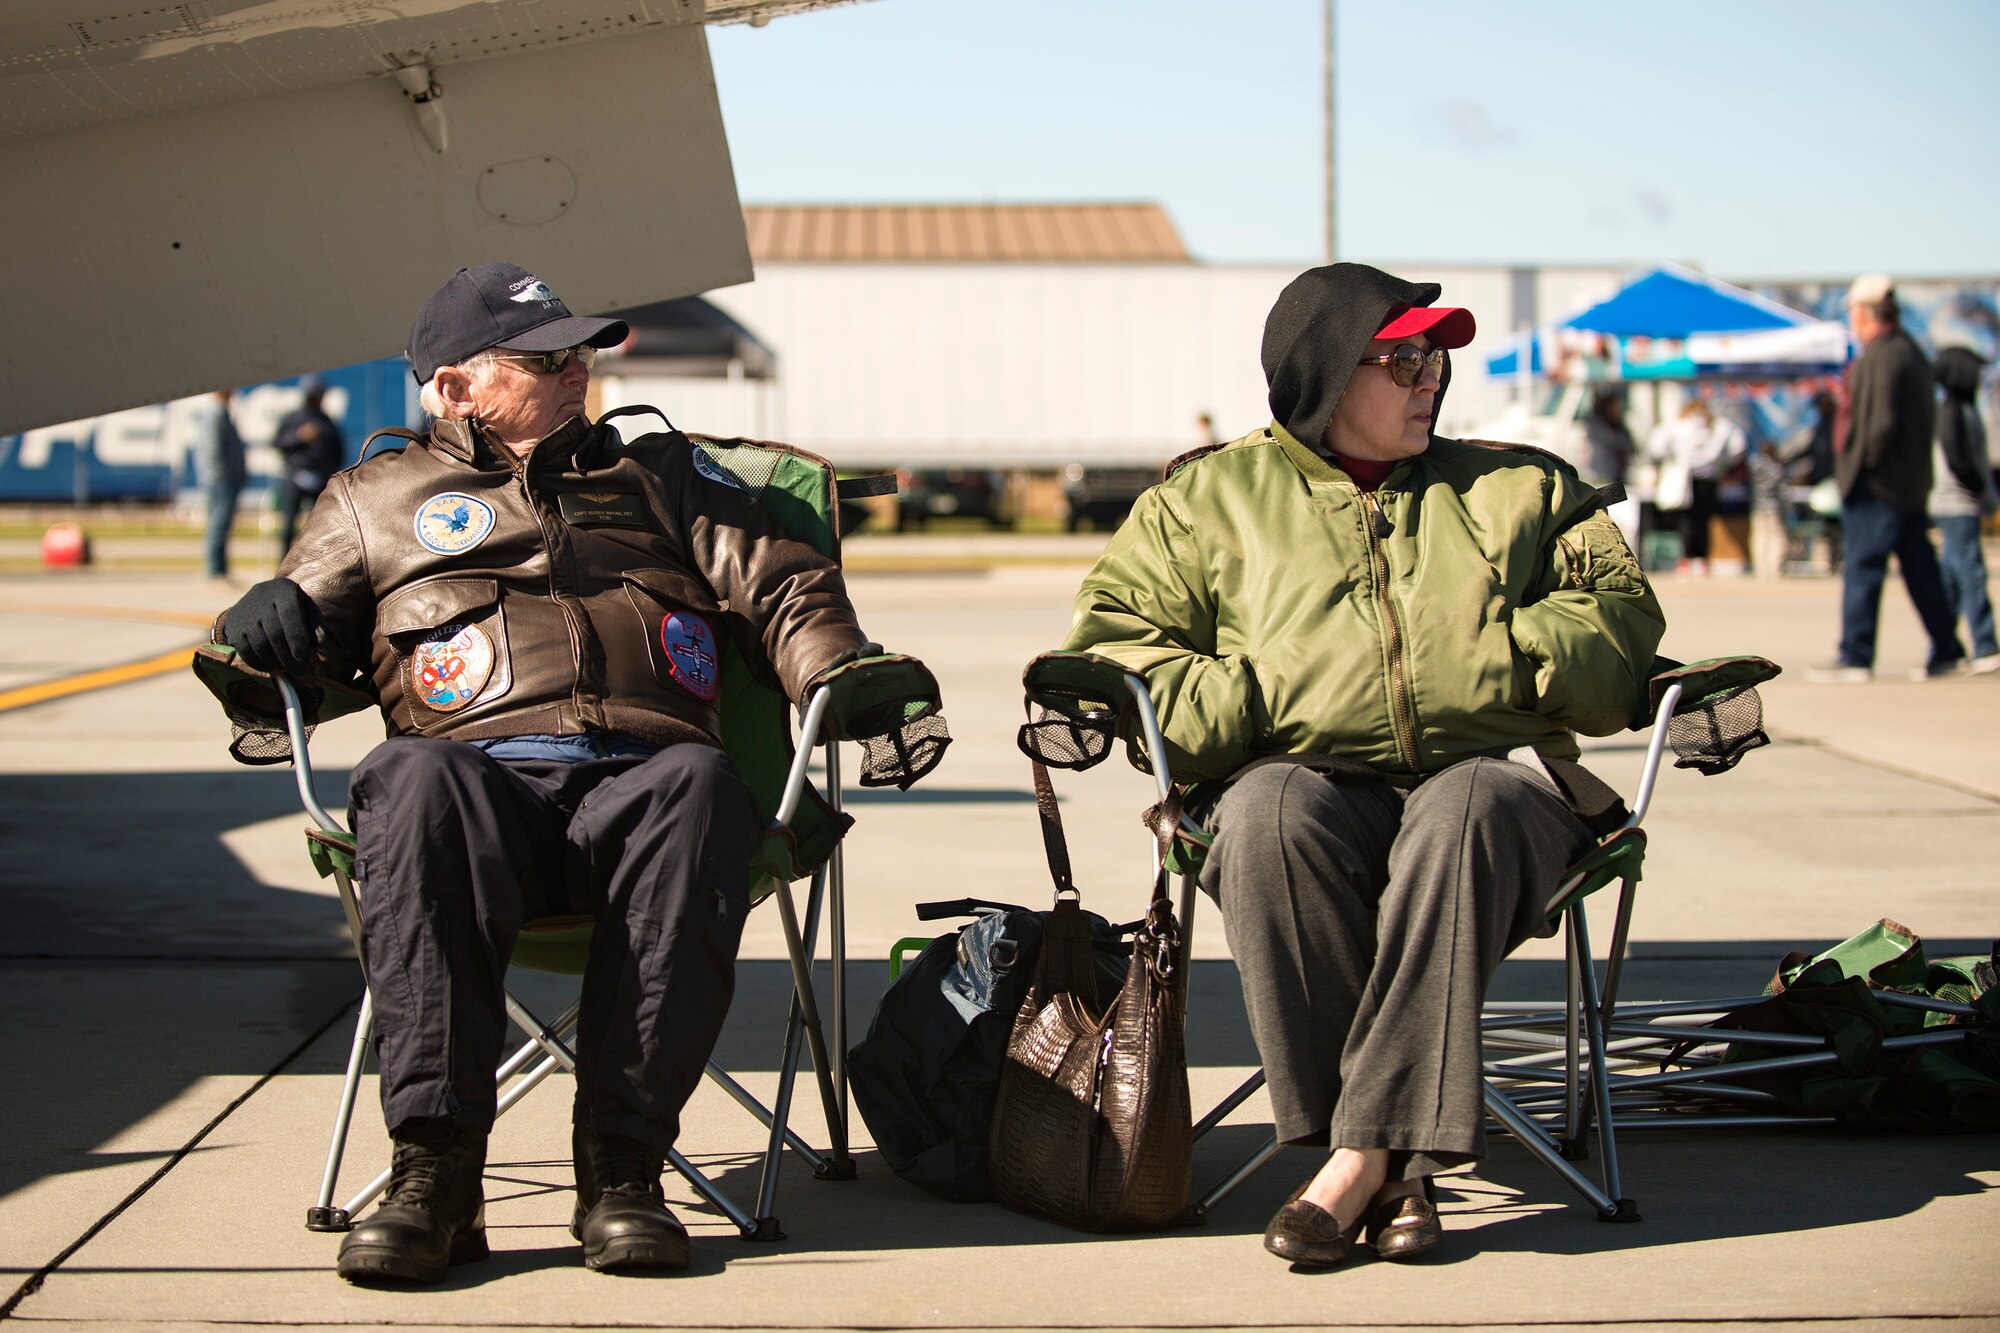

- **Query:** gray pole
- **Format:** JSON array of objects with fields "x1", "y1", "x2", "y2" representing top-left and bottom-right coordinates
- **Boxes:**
[{"x1": 1323, "y1": 0, "x2": 1336, "y2": 264}]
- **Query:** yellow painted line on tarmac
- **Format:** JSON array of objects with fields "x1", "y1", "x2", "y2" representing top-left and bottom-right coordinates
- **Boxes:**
[
  {"x1": 0, "y1": 644, "x2": 199, "y2": 715},
  {"x1": 0, "y1": 602, "x2": 216, "y2": 628}
]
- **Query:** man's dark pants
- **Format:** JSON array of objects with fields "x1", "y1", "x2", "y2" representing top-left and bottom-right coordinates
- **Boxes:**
[
  {"x1": 1837, "y1": 492, "x2": 1964, "y2": 671},
  {"x1": 347, "y1": 737, "x2": 758, "y2": 1153}
]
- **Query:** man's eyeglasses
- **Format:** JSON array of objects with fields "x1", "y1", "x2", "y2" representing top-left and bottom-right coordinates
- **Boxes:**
[
  {"x1": 493, "y1": 344, "x2": 597, "y2": 375},
  {"x1": 1357, "y1": 343, "x2": 1447, "y2": 388}
]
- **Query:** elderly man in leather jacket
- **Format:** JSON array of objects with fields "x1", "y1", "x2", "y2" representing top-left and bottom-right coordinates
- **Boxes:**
[{"x1": 218, "y1": 263, "x2": 932, "y2": 1285}]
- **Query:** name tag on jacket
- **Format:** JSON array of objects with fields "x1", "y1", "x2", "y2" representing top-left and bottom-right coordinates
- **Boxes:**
[{"x1": 557, "y1": 490, "x2": 649, "y2": 528}]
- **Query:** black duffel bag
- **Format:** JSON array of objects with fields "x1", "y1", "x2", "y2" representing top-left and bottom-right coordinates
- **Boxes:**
[{"x1": 847, "y1": 897, "x2": 1130, "y2": 1201}]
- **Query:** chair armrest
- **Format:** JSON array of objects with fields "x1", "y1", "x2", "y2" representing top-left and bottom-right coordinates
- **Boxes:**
[
  {"x1": 1019, "y1": 651, "x2": 1174, "y2": 792},
  {"x1": 1546, "y1": 826, "x2": 1648, "y2": 917},
  {"x1": 1647, "y1": 655, "x2": 1782, "y2": 777},
  {"x1": 191, "y1": 644, "x2": 373, "y2": 729},
  {"x1": 1648, "y1": 655, "x2": 1782, "y2": 717}
]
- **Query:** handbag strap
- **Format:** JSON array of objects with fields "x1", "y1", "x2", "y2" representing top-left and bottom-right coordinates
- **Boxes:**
[
  {"x1": 1137, "y1": 791, "x2": 1186, "y2": 984},
  {"x1": 1029, "y1": 755, "x2": 1078, "y2": 901},
  {"x1": 1140, "y1": 791, "x2": 1182, "y2": 903}
]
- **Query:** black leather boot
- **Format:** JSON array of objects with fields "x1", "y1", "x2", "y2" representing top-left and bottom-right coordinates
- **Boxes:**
[
  {"x1": 572, "y1": 1133, "x2": 689, "y2": 1272},
  {"x1": 335, "y1": 1119, "x2": 488, "y2": 1284}
]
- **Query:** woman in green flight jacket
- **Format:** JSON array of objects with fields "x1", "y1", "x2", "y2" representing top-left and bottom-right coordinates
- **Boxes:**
[{"x1": 1064, "y1": 263, "x2": 1664, "y2": 1269}]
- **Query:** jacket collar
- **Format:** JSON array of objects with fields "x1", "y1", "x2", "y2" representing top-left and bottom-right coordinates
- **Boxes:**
[
  {"x1": 1270, "y1": 418, "x2": 1420, "y2": 489},
  {"x1": 428, "y1": 414, "x2": 601, "y2": 470}
]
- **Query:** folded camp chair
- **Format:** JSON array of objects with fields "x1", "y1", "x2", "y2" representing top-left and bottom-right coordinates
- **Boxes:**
[
  {"x1": 1015, "y1": 648, "x2": 1783, "y2": 1224},
  {"x1": 192, "y1": 432, "x2": 946, "y2": 1243}
]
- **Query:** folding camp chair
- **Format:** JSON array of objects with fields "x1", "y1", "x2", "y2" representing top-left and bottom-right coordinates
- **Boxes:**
[
  {"x1": 192, "y1": 433, "x2": 945, "y2": 1243},
  {"x1": 1016, "y1": 648, "x2": 1785, "y2": 1225}
]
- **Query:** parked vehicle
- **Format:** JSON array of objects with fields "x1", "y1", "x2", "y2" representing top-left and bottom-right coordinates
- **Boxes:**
[
  {"x1": 1060, "y1": 463, "x2": 1158, "y2": 532},
  {"x1": 894, "y1": 468, "x2": 1012, "y2": 531}
]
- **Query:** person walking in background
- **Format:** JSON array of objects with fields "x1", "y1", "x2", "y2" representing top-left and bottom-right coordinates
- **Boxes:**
[
  {"x1": 1585, "y1": 389, "x2": 1641, "y2": 548},
  {"x1": 1584, "y1": 390, "x2": 1635, "y2": 488},
  {"x1": 1799, "y1": 387, "x2": 1840, "y2": 487},
  {"x1": 1647, "y1": 398, "x2": 1743, "y2": 578},
  {"x1": 271, "y1": 376, "x2": 347, "y2": 559},
  {"x1": 196, "y1": 389, "x2": 247, "y2": 582},
  {"x1": 1929, "y1": 346, "x2": 1999, "y2": 673},
  {"x1": 1809, "y1": 275, "x2": 1965, "y2": 682}
]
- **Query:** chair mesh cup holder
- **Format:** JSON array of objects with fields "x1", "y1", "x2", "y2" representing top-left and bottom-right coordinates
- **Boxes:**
[
  {"x1": 858, "y1": 711, "x2": 952, "y2": 789},
  {"x1": 1648, "y1": 655, "x2": 1780, "y2": 777},
  {"x1": 1664, "y1": 681, "x2": 1768, "y2": 776},
  {"x1": 1017, "y1": 698, "x2": 1119, "y2": 772}
]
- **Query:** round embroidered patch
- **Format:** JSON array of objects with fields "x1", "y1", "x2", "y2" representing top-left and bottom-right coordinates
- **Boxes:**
[
  {"x1": 414, "y1": 492, "x2": 496, "y2": 556},
  {"x1": 410, "y1": 623, "x2": 495, "y2": 712},
  {"x1": 691, "y1": 448, "x2": 745, "y2": 492},
  {"x1": 660, "y1": 612, "x2": 720, "y2": 701}
]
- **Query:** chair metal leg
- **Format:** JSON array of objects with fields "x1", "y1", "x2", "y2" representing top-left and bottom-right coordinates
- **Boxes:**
[
  {"x1": 703, "y1": 1061, "x2": 829, "y2": 1172},
  {"x1": 1193, "y1": 1134, "x2": 1280, "y2": 1220},
  {"x1": 504, "y1": 994, "x2": 579, "y2": 1071},
  {"x1": 1188, "y1": 1067, "x2": 1273, "y2": 1219},
  {"x1": 1561, "y1": 919, "x2": 1586, "y2": 1159},
  {"x1": 1193, "y1": 1069, "x2": 1265, "y2": 1139},
  {"x1": 771, "y1": 868, "x2": 850, "y2": 1178},
  {"x1": 824, "y1": 742, "x2": 851, "y2": 1158},
  {"x1": 306, "y1": 989, "x2": 375, "y2": 1232},
  {"x1": 740, "y1": 864, "x2": 850, "y2": 1241},
  {"x1": 1566, "y1": 906, "x2": 1636, "y2": 1219},
  {"x1": 668, "y1": 1145, "x2": 763, "y2": 1235},
  {"x1": 1601, "y1": 875, "x2": 1638, "y2": 1017},
  {"x1": 1484, "y1": 1083, "x2": 1630, "y2": 1219},
  {"x1": 332, "y1": 993, "x2": 584, "y2": 1225}
]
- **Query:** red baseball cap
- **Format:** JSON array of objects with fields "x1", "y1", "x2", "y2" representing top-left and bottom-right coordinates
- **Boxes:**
[{"x1": 1374, "y1": 304, "x2": 1477, "y2": 348}]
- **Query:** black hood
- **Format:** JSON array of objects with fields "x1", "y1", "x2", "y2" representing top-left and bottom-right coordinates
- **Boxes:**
[
  {"x1": 1261, "y1": 262, "x2": 1454, "y2": 449},
  {"x1": 1934, "y1": 345, "x2": 1987, "y2": 400}
]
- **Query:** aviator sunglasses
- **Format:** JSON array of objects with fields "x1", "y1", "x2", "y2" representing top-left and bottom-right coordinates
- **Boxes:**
[
  {"x1": 493, "y1": 344, "x2": 598, "y2": 375},
  {"x1": 1356, "y1": 343, "x2": 1447, "y2": 388}
]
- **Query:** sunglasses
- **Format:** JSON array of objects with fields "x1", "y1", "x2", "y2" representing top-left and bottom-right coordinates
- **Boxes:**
[
  {"x1": 1356, "y1": 343, "x2": 1447, "y2": 388},
  {"x1": 493, "y1": 344, "x2": 597, "y2": 375}
]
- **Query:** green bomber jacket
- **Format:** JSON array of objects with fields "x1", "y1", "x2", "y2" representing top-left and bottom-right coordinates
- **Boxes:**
[{"x1": 1062, "y1": 422, "x2": 1666, "y2": 783}]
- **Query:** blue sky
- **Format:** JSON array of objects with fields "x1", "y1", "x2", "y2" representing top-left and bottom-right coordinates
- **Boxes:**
[{"x1": 709, "y1": 0, "x2": 2000, "y2": 279}]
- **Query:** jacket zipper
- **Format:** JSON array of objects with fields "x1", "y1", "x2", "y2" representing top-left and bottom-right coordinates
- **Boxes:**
[
  {"x1": 1361, "y1": 489, "x2": 1419, "y2": 771},
  {"x1": 513, "y1": 460, "x2": 591, "y2": 718}
]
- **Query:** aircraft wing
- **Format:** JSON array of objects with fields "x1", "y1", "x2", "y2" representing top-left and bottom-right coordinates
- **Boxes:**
[{"x1": 0, "y1": 0, "x2": 857, "y2": 436}]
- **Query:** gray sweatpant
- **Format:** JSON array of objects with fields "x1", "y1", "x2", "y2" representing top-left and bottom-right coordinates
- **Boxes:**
[{"x1": 1200, "y1": 757, "x2": 1594, "y2": 1181}]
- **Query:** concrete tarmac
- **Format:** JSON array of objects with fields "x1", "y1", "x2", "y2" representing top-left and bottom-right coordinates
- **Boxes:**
[{"x1": 0, "y1": 558, "x2": 1996, "y2": 1330}]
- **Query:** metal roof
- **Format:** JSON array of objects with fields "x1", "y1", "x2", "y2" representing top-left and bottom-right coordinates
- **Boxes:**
[{"x1": 742, "y1": 203, "x2": 1191, "y2": 264}]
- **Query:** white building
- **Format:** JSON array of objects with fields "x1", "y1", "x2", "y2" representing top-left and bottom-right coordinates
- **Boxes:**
[{"x1": 598, "y1": 203, "x2": 1627, "y2": 472}]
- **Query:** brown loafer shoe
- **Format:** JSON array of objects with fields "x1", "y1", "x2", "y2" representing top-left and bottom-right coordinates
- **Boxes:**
[
  {"x1": 1367, "y1": 1178, "x2": 1442, "y2": 1261},
  {"x1": 1263, "y1": 1184, "x2": 1364, "y2": 1269}
]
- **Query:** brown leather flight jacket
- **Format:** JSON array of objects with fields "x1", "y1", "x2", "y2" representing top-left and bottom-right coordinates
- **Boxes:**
[{"x1": 267, "y1": 416, "x2": 869, "y2": 749}]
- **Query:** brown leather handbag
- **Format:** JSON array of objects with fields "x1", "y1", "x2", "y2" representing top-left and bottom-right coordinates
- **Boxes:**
[{"x1": 986, "y1": 757, "x2": 1193, "y2": 1231}]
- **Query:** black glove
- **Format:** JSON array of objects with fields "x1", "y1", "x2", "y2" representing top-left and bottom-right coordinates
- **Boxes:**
[{"x1": 222, "y1": 577, "x2": 320, "y2": 677}]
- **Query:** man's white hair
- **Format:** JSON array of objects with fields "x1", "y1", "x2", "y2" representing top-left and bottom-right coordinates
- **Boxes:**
[{"x1": 417, "y1": 348, "x2": 504, "y2": 419}]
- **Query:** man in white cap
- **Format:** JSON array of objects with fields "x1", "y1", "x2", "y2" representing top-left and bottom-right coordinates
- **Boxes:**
[{"x1": 1808, "y1": 274, "x2": 1964, "y2": 682}]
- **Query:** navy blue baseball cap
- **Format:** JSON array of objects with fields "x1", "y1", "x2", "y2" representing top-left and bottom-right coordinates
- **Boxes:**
[{"x1": 407, "y1": 262, "x2": 629, "y2": 383}]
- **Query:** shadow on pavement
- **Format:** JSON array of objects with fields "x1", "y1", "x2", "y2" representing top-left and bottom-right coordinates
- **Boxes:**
[
  {"x1": 838, "y1": 786, "x2": 1035, "y2": 804},
  {"x1": 0, "y1": 765, "x2": 359, "y2": 1209},
  {"x1": 0, "y1": 768, "x2": 354, "y2": 958}
]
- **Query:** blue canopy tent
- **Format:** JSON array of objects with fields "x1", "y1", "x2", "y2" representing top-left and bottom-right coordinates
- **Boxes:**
[
  {"x1": 1484, "y1": 264, "x2": 1849, "y2": 380},
  {"x1": 1484, "y1": 329, "x2": 1544, "y2": 378},
  {"x1": 1562, "y1": 263, "x2": 1804, "y2": 339}
]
